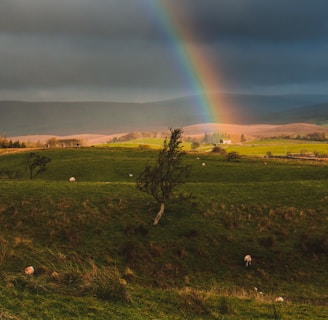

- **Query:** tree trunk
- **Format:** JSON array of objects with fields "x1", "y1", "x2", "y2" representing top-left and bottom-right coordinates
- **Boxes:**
[{"x1": 153, "y1": 202, "x2": 165, "y2": 225}]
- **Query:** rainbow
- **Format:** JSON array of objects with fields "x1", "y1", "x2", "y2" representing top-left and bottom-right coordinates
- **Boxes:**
[{"x1": 144, "y1": 0, "x2": 225, "y2": 123}]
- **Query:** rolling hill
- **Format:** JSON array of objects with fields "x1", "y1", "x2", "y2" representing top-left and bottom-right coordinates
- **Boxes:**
[
  {"x1": 1, "y1": 93, "x2": 328, "y2": 138},
  {"x1": 265, "y1": 103, "x2": 328, "y2": 124}
]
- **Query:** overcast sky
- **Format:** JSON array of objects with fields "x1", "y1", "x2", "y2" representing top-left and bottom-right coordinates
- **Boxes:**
[{"x1": 1, "y1": 0, "x2": 328, "y2": 102}]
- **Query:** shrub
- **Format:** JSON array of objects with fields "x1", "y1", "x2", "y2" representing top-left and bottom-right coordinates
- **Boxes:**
[
  {"x1": 138, "y1": 144, "x2": 151, "y2": 150},
  {"x1": 211, "y1": 146, "x2": 226, "y2": 154},
  {"x1": 226, "y1": 151, "x2": 240, "y2": 162},
  {"x1": 191, "y1": 142, "x2": 200, "y2": 150},
  {"x1": 91, "y1": 267, "x2": 130, "y2": 301}
]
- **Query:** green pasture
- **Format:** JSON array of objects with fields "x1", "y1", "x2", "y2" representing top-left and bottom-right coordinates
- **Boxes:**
[
  {"x1": 226, "y1": 140, "x2": 328, "y2": 157},
  {"x1": 103, "y1": 138, "x2": 328, "y2": 157},
  {"x1": 0, "y1": 146, "x2": 327, "y2": 319}
]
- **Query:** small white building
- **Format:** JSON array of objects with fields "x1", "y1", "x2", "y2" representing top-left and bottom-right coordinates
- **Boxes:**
[{"x1": 221, "y1": 139, "x2": 232, "y2": 145}]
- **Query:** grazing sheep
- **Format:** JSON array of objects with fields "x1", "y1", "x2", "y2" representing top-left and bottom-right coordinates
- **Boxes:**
[
  {"x1": 69, "y1": 177, "x2": 76, "y2": 182},
  {"x1": 254, "y1": 287, "x2": 263, "y2": 295},
  {"x1": 24, "y1": 266, "x2": 35, "y2": 275},
  {"x1": 244, "y1": 254, "x2": 252, "y2": 266},
  {"x1": 129, "y1": 173, "x2": 133, "y2": 177},
  {"x1": 275, "y1": 296, "x2": 284, "y2": 302},
  {"x1": 202, "y1": 162, "x2": 206, "y2": 166}
]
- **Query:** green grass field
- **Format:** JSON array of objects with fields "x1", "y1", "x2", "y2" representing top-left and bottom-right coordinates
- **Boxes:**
[
  {"x1": 104, "y1": 138, "x2": 328, "y2": 157},
  {"x1": 0, "y1": 144, "x2": 327, "y2": 319}
]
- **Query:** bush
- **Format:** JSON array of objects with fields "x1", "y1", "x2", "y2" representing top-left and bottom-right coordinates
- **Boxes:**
[
  {"x1": 93, "y1": 267, "x2": 129, "y2": 301},
  {"x1": 211, "y1": 146, "x2": 226, "y2": 154},
  {"x1": 83, "y1": 266, "x2": 130, "y2": 302},
  {"x1": 138, "y1": 144, "x2": 151, "y2": 150},
  {"x1": 226, "y1": 151, "x2": 240, "y2": 162},
  {"x1": 191, "y1": 142, "x2": 200, "y2": 150}
]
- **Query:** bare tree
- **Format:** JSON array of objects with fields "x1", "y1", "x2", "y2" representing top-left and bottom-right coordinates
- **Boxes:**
[
  {"x1": 25, "y1": 152, "x2": 51, "y2": 179},
  {"x1": 136, "y1": 128, "x2": 191, "y2": 225}
]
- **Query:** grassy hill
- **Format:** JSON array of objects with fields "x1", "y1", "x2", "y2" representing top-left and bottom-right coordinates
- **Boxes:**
[
  {"x1": 266, "y1": 103, "x2": 328, "y2": 124},
  {"x1": 1, "y1": 93, "x2": 328, "y2": 136},
  {"x1": 0, "y1": 146, "x2": 327, "y2": 319}
]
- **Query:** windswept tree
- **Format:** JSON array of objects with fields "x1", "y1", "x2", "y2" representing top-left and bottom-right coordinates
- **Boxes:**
[
  {"x1": 25, "y1": 152, "x2": 51, "y2": 179},
  {"x1": 136, "y1": 128, "x2": 191, "y2": 225}
]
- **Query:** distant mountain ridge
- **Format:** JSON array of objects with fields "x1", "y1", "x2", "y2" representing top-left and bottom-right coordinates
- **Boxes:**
[
  {"x1": 265, "y1": 103, "x2": 328, "y2": 124},
  {"x1": 1, "y1": 93, "x2": 328, "y2": 137}
]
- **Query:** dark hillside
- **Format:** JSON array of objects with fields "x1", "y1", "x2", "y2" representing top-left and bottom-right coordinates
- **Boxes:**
[
  {"x1": 1, "y1": 93, "x2": 328, "y2": 136},
  {"x1": 264, "y1": 103, "x2": 328, "y2": 124}
]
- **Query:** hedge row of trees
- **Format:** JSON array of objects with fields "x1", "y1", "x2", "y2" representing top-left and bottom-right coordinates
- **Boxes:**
[
  {"x1": 46, "y1": 137, "x2": 83, "y2": 148},
  {"x1": 267, "y1": 132, "x2": 327, "y2": 141},
  {"x1": 202, "y1": 131, "x2": 230, "y2": 144},
  {"x1": 0, "y1": 139, "x2": 26, "y2": 148},
  {"x1": 295, "y1": 132, "x2": 327, "y2": 141},
  {"x1": 108, "y1": 131, "x2": 167, "y2": 143}
]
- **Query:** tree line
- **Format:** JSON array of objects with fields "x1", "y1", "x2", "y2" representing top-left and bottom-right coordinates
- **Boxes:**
[
  {"x1": 0, "y1": 138, "x2": 26, "y2": 148},
  {"x1": 267, "y1": 132, "x2": 327, "y2": 141}
]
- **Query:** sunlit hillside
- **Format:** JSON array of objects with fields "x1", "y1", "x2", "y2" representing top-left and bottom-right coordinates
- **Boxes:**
[
  {"x1": 8, "y1": 122, "x2": 328, "y2": 146},
  {"x1": 0, "y1": 147, "x2": 327, "y2": 319}
]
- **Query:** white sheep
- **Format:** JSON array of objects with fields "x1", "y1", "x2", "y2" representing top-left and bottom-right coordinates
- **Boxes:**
[
  {"x1": 24, "y1": 266, "x2": 35, "y2": 275},
  {"x1": 275, "y1": 296, "x2": 284, "y2": 302},
  {"x1": 244, "y1": 254, "x2": 252, "y2": 266},
  {"x1": 254, "y1": 287, "x2": 263, "y2": 295},
  {"x1": 69, "y1": 177, "x2": 76, "y2": 182},
  {"x1": 202, "y1": 162, "x2": 206, "y2": 166}
]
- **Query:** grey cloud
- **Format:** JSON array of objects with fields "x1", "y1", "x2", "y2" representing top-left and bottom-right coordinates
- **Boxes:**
[
  {"x1": 0, "y1": 0, "x2": 158, "y2": 39},
  {"x1": 2, "y1": 0, "x2": 328, "y2": 42},
  {"x1": 1, "y1": 0, "x2": 328, "y2": 101},
  {"x1": 207, "y1": 40, "x2": 328, "y2": 90},
  {"x1": 0, "y1": 34, "x2": 183, "y2": 89},
  {"x1": 173, "y1": 0, "x2": 328, "y2": 43}
]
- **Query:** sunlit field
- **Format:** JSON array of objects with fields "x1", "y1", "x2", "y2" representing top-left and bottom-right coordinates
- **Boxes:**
[
  {"x1": 0, "y1": 145, "x2": 327, "y2": 319},
  {"x1": 104, "y1": 138, "x2": 328, "y2": 157}
]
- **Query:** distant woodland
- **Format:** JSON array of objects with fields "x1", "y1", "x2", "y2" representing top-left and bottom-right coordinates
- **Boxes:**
[{"x1": 0, "y1": 135, "x2": 26, "y2": 148}]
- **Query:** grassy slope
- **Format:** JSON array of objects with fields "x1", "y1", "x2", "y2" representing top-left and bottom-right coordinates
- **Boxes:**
[
  {"x1": 103, "y1": 138, "x2": 328, "y2": 156},
  {"x1": 0, "y1": 147, "x2": 327, "y2": 319}
]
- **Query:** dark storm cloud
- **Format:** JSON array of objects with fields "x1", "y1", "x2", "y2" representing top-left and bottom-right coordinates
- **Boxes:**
[
  {"x1": 3, "y1": 0, "x2": 327, "y2": 42},
  {"x1": 169, "y1": 0, "x2": 328, "y2": 92},
  {"x1": 213, "y1": 41, "x2": 328, "y2": 88},
  {"x1": 174, "y1": 0, "x2": 328, "y2": 43},
  {"x1": 0, "y1": 0, "x2": 328, "y2": 101}
]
